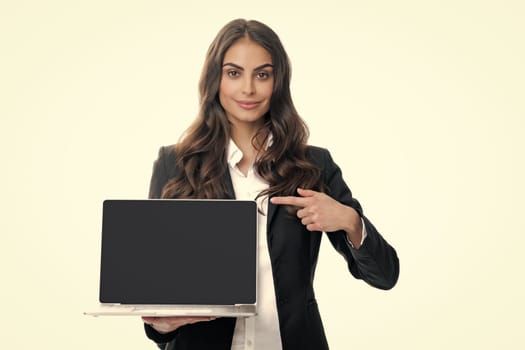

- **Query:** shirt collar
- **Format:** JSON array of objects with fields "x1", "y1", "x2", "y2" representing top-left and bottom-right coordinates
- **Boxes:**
[
  {"x1": 227, "y1": 138, "x2": 243, "y2": 169},
  {"x1": 226, "y1": 133, "x2": 273, "y2": 169}
]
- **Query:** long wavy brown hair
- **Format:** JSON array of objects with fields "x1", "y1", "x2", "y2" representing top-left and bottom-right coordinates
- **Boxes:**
[{"x1": 162, "y1": 19, "x2": 323, "y2": 199}]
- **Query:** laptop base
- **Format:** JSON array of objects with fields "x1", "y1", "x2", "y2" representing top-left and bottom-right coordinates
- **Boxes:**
[{"x1": 85, "y1": 304, "x2": 256, "y2": 317}]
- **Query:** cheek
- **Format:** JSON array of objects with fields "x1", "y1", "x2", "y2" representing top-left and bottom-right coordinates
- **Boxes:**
[
  {"x1": 262, "y1": 83, "x2": 274, "y2": 100},
  {"x1": 219, "y1": 79, "x2": 235, "y2": 99},
  {"x1": 218, "y1": 83, "x2": 227, "y2": 107}
]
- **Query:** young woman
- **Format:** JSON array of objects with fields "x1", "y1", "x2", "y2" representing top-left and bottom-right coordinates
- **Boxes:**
[{"x1": 142, "y1": 19, "x2": 399, "y2": 350}]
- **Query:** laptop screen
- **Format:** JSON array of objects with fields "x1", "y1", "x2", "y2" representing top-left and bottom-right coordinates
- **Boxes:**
[{"x1": 99, "y1": 199, "x2": 257, "y2": 305}]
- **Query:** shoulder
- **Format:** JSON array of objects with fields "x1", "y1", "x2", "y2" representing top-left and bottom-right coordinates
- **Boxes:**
[
  {"x1": 154, "y1": 144, "x2": 179, "y2": 178},
  {"x1": 305, "y1": 145, "x2": 332, "y2": 165},
  {"x1": 305, "y1": 145, "x2": 342, "y2": 184},
  {"x1": 157, "y1": 144, "x2": 178, "y2": 161}
]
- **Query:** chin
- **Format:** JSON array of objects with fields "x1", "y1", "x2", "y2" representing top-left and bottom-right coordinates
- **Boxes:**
[{"x1": 230, "y1": 111, "x2": 267, "y2": 125}]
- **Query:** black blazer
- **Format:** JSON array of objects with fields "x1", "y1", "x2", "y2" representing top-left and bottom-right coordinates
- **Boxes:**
[{"x1": 144, "y1": 145, "x2": 399, "y2": 350}]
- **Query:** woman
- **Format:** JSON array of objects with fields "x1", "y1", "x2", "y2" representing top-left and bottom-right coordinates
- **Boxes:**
[{"x1": 142, "y1": 18, "x2": 399, "y2": 350}]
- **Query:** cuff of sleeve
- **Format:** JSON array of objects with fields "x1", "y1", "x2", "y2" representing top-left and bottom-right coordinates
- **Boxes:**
[
  {"x1": 144, "y1": 323, "x2": 178, "y2": 344},
  {"x1": 344, "y1": 218, "x2": 367, "y2": 249}
]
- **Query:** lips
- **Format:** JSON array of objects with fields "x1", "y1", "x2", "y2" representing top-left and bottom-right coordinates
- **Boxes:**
[{"x1": 236, "y1": 100, "x2": 261, "y2": 110}]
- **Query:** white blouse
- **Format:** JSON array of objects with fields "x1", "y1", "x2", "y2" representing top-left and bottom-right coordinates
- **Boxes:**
[{"x1": 227, "y1": 139, "x2": 283, "y2": 350}]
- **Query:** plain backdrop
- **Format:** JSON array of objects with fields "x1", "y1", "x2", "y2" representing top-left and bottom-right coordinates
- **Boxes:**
[{"x1": 1, "y1": 1, "x2": 524, "y2": 349}]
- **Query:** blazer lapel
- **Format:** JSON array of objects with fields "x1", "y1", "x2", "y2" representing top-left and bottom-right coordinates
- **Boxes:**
[
  {"x1": 223, "y1": 169, "x2": 236, "y2": 199},
  {"x1": 267, "y1": 198, "x2": 278, "y2": 228},
  {"x1": 265, "y1": 198, "x2": 279, "y2": 250}
]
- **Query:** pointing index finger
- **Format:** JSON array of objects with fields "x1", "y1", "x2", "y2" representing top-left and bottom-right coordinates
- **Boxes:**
[{"x1": 270, "y1": 196, "x2": 308, "y2": 207}]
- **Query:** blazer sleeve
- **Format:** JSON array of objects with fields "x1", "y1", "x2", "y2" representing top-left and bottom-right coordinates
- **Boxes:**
[{"x1": 319, "y1": 148, "x2": 400, "y2": 290}]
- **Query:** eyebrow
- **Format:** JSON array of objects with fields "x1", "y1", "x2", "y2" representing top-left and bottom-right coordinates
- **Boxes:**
[{"x1": 222, "y1": 62, "x2": 274, "y2": 71}]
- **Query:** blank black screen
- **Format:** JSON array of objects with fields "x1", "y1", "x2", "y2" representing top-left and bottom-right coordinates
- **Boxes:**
[{"x1": 99, "y1": 200, "x2": 257, "y2": 305}]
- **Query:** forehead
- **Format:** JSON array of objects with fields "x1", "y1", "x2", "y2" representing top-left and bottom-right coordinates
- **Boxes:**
[{"x1": 223, "y1": 37, "x2": 272, "y2": 66}]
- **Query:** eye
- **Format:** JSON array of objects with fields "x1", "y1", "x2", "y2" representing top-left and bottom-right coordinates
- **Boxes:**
[
  {"x1": 256, "y1": 71, "x2": 270, "y2": 80},
  {"x1": 227, "y1": 70, "x2": 240, "y2": 78}
]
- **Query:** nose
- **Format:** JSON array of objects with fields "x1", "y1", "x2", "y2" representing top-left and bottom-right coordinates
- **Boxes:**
[{"x1": 242, "y1": 76, "x2": 255, "y2": 95}]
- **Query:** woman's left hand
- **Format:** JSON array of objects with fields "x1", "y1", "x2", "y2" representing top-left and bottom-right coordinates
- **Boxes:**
[{"x1": 270, "y1": 188, "x2": 363, "y2": 246}]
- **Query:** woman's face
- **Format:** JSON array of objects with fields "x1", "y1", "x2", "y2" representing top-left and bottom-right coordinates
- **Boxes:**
[{"x1": 219, "y1": 37, "x2": 274, "y2": 130}]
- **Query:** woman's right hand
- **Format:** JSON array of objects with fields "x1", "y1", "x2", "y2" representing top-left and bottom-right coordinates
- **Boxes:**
[{"x1": 142, "y1": 316, "x2": 217, "y2": 333}]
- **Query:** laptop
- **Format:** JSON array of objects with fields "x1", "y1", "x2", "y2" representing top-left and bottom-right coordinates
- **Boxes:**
[{"x1": 85, "y1": 199, "x2": 258, "y2": 317}]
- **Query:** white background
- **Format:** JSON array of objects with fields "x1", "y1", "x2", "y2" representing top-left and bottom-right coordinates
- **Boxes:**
[{"x1": 1, "y1": 1, "x2": 524, "y2": 349}]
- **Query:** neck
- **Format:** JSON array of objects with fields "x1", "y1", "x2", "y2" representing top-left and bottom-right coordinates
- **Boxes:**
[
  {"x1": 230, "y1": 122, "x2": 268, "y2": 169},
  {"x1": 230, "y1": 123, "x2": 262, "y2": 154}
]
